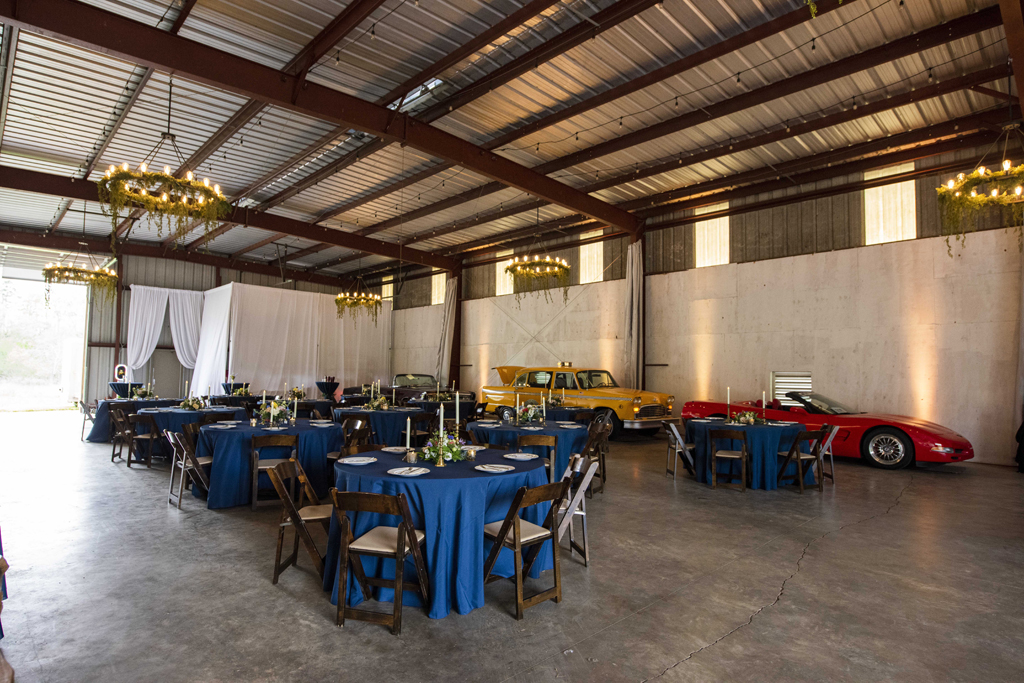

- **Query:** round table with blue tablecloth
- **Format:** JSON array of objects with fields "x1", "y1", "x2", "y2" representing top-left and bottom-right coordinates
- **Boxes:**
[
  {"x1": 466, "y1": 421, "x2": 590, "y2": 480},
  {"x1": 108, "y1": 382, "x2": 143, "y2": 398},
  {"x1": 333, "y1": 407, "x2": 426, "y2": 446},
  {"x1": 545, "y1": 407, "x2": 589, "y2": 423},
  {"x1": 136, "y1": 407, "x2": 247, "y2": 456},
  {"x1": 685, "y1": 419, "x2": 815, "y2": 489},
  {"x1": 86, "y1": 398, "x2": 182, "y2": 442},
  {"x1": 324, "y1": 448, "x2": 551, "y2": 619},
  {"x1": 195, "y1": 420, "x2": 343, "y2": 509}
]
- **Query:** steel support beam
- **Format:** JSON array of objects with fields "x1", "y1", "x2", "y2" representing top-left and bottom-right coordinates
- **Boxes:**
[
  {"x1": 230, "y1": 233, "x2": 288, "y2": 259},
  {"x1": 0, "y1": 0, "x2": 640, "y2": 237},
  {"x1": 999, "y1": 0, "x2": 1024, "y2": 109},
  {"x1": 351, "y1": 9, "x2": 1001, "y2": 238},
  {"x1": 0, "y1": 25, "x2": 18, "y2": 149},
  {"x1": 0, "y1": 165, "x2": 457, "y2": 270},
  {"x1": 0, "y1": 228, "x2": 357, "y2": 288}
]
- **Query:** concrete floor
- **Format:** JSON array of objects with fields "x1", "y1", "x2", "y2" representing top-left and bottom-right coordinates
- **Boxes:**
[{"x1": 0, "y1": 411, "x2": 1022, "y2": 682}]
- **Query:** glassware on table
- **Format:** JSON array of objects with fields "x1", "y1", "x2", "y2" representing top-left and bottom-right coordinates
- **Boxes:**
[{"x1": 403, "y1": 449, "x2": 418, "y2": 464}]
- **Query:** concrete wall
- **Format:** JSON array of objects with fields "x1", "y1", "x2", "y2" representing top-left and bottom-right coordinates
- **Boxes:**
[{"x1": 645, "y1": 227, "x2": 1022, "y2": 465}]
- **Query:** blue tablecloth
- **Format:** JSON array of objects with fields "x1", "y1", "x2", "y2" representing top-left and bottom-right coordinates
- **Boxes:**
[
  {"x1": 467, "y1": 422, "x2": 590, "y2": 478},
  {"x1": 136, "y1": 407, "x2": 247, "y2": 456},
  {"x1": 86, "y1": 398, "x2": 182, "y2": 442},
  {"x1": 108, "y1": 382, "x2": 142, "y2": 398},
  {"x1": 545, "y1": 407, "x2": 587, "y2": 422},
  {"x1": 333, "y1": 407, "x2": 426, "y2": 446},
  {"x1": 254, "y1": 399, "x2": 332, "y2": 418},
  {"x1": 409, "y1": 400, "x2": 476, "y2": 421},
  {"x1": 195, "y1": 420, "x2": 343, "y2": 509},
  {"x1": 325, "y1": 448, "x2": 551, "y2": 619},
  {"x1": 686, "y1": 420, "x2": 815, "y2": 490}
]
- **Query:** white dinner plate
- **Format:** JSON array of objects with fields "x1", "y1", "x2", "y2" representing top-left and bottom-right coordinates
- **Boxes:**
[
  {"x1": 461, "y1": 445, "x2": 486, "y2": 452},
  {"x1": 311, "y1": 423, "x2": 334, "y2": 428},
  {"x1": 339, "y1": 456, "x2": 377, "y2": 465},
  {"x1": 476, "y1": 424, "x2": 496, "y2": 428},
  {"x1": 475, "y1": 464, "x2": 515, "y2": 473},
  {"x1": 503, "y1": 452, "x2": 538, "y2": 461},
  {"x1": 560, "y1": 425, "x2": 584, "y2": 429},
  {"x1": 381, "y1": 446, "x2": 408, "y2": 453},
  {"x1": 521, "y1": 426, "x2": 543, "y2": 431},
  {"x1": 387, "y1": 467, "x2": 430, "y2": 477},
  {"x1": 207, "y1": 424, "x2": 234, "y2": 429},
  {"x1": 222, "y1": 420, "x2": 241, "y2": 424},
  {"x1": 262, "y1": 426, "x2": 287, "y2": 432}
]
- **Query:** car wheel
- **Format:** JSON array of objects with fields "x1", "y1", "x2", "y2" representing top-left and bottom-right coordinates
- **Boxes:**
[
  {"x1": 497, "y1": 406, "x2": 516, "y2": 422},
  {"x1": 861, "y1": 428, "x2": 914, "y2": 469},
  {"x1": 599, "y1": 409, "x2": 622, "y2": 439}
]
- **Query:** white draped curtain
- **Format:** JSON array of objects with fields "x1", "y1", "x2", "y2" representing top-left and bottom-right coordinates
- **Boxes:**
[
  {"x1": 125, "y1": 285, "x2": 170, "y2": 382},
  {"x1": 228, "y1": 285, "x2": 321, "y2": 395},
  {"x1": 190, "y1": 284, "x2": 232, "y2": 397},
  {"x1": 168, "y1": 290, "x2": 204, "y2": 369},
  {"x1": 436, "y1": 276, "x2": 457, "y2": 388},
  {"x1": 622, "y1": 240, "x2": 644, "y2": 389}
]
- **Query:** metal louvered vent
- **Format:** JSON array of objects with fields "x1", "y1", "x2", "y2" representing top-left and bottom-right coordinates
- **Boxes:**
[
  {"x1": 637, "y1": 404, "x2": 668, "y2": 419},
  {"x1": 771, "y1": 372, "x2": 812, "y2": 406}
]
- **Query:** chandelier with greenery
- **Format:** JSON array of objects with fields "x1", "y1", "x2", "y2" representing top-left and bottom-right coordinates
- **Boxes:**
[
  {"x1": 937, "y1": 158, "x2": 1024, "y2": 252},
  {"x1": 96, "y1": 78, "x2": 231, "y2": 245},
  {"x1": 42, "y1": 263, "x2": 118, "y2": 303},
  {"x1": 336, "y1": 290, "x2": 382, "y2": 325},
  {"x1": 505, "y1": 254, "x2": 571, "y2": 305}
]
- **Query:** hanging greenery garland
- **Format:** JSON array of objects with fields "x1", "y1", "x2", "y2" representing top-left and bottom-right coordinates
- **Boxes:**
[
  {"x1": 335, "y1": 291, "x2": 382, "y2": 325},
  {"x1": 42, "y1": 264, "x2": 118, "y2": 305},
  {"x1": 505, "y1": 255, "x2": 571, "y2": 306},
  {"x1": 97, "y1": 164, "x2": 231, "y2": 246},
  {"x1": 936, "y1": 160, "x2": 1024, "y2": 253},
  {"x1": 805, "y1": 0, "x2": 841, "y2": 19}
]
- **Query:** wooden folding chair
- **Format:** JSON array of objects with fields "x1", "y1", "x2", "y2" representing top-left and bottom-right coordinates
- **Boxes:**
[
  {"x1": 665, "y1": 420, "x2": 695, "y2": 479},
  {"x1": 199, "y1": 411, "x2": 234, "y2": 426},
  {"x1": 209, "y1": 396, "x2": 232, "y2": 406},
  {"x1": 251, "y1": 434, "x2": 299, "y2": 510},
  {"x1": 182, "y1": 421, "x2": 201, "y2": 453},
  {"x1": 708, "y1": 429, "x2": 749, "y2": 491},
  {"x1": 585, "y1": 421, "x2": 611, "y2": 494},
  {"x1": 110, "y1": 408, "x2": 130, "y2": 462},
  {"x1": 346, "y1": 425, "x2": 372, "y2": 448},
  {"x1": 268, "y1": 459, "x2": 333, "y2": 583},
  {"x1": 127, "y1": 413, "x2": 161, "y2": 468},
  {"x1": 401, "y1": 412, "x2": 435, "y2": 447},
  {"x1": 777, "y1": 430, "x2": 827, "y2": 493},
  {"x1": 79, "y1": 401, "x2": 96, "y2": 440},
  {"x1": 166, "y1": 431, "x2": 212, "y2": 508},
  {"x1": 484, "y1": 479, "x2": 570, "y2": 620},
  {"x1": 818, "y1": 424, "x2": 840, "y2": 484},
  {"x1": 556, "y1": 456, "x2": 600, "y2": 566},
  {"x1": 329, "y1": 489, "x2": 430, "y2": 635},
  {"x1": 517, "y1": 434, "x2": 558, "y2": 483}
]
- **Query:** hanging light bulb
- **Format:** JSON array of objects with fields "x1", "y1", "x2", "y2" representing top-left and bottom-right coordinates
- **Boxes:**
[
  {"x1": 1016, "y1": 186, "x2": 1022, "y2": 196},
  {"x1": 946, "y1": 180, "x2": 955, "y2": 189},
  {"x1": 139, "y1": 162, "x2": 147, "y2": 172},
  {"x1": 186, "y1": 170, "x2": 194, "y2": 181},
  {"x1": 1004, "y1": 159, "x2": 1012, "y2": 171},
  {"x1": 214, "y1": 184, "x2": 221, "y2": 195},
  {"x1": 121, "y1": 162, "x2": 129, "y2": 171},
  {"x1": 203, "y1": 178, "x2": 210, "y2": 187},
  {"x1": 108, "y1": 165, "x2": 115, "y2": 174},
  {"x1": 970, "y1": 189, "x2": 977, "y2": 197},
  {"x1": 978, "y1": 166, "x2": 986, "y2": 176},
  {"x1": 161, "y1": 193, "x2": 168, "y2": 201},
  {"x1": 992, "y1": 189, "x2": 999, "y2": 197},
  {"x1": 164, "y1": 165, "x2": 171, "y2": 174},
  {"x1": 957, "y1": 173, "x2": 965, "y2": 181}
]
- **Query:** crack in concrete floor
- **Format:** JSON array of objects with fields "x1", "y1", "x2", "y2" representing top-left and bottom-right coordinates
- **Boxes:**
[{"x1": 639, "y1": 473, "x2": 916, "y2": 682}]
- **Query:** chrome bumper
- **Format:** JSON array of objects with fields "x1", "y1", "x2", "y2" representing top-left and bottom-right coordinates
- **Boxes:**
[{"x1": 623, "y1": 418, "x2": 674, "y2": 429}]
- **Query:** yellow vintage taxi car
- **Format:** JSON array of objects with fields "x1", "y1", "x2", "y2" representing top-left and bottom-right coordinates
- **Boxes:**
[{"x1": 481, "y1": 363, "x2": 674, "y2": 437}]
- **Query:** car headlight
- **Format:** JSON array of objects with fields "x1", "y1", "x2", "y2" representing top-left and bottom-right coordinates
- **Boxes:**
[
  {"x1": 667, "y1": 396, "x2": 675, "y2": 409},
  {"x1": 930, "y1": 444, "x2": 954, "y2": 453}
]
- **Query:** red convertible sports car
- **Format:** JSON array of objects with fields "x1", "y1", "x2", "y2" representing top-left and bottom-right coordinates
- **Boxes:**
[{"x1": 681, "y1": 391, "x2": 974, "y2": 469}]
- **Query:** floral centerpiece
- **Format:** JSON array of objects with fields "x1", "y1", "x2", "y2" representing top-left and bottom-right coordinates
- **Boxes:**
[
  {"x1": 233, "y1": 386, "x2": 251, "y2": 396},
  {"x1": 180, "y1": 397, "x2": 204, "y2": 411},
  {"x1": 422, "y1": 430, "x2": 466, "y2": 465},
  {"x1": 367, "y1": 395, "x2": 389, "y2": 411},
  {"x1": 258, "y1": 400, "x2": 292, "y2": 425},
  {"x1": 546, "y1": 396, "x2": 564, "y2": 408},
  {"x1": 284, "y1": 386, "x2": 306, "y2": 401},
  {"x1": 423, "y1": 392, "x2": 454, "y2": 402},
  {"x1": 518, "y1": 403, "x2": 544, "y2": 423},
  {"x1": 733, "y1": 410, "x2": 768, "y2": 425},
  {"x1": 132, "y1": 386, "x2": 155, "y2": 399}
]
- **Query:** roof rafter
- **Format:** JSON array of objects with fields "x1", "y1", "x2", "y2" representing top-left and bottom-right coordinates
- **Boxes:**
[{"x1": 999, "y1": 0, "x2": 1024, "y2": 109}]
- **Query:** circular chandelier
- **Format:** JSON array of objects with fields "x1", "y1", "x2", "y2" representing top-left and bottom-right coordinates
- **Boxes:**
[
  {"x1": 42, "y1": 262, "x2": 118, "y2": 303},
  {"x1": 96, "y1": 78, "x2": 231, "y2": 245},
  {"x1": 335, "y1": 290, "x2": 382, "y2": 325},
  {"x1": 504, "y1": 254, "x2": 571, "y2": 305},
  {"x1": 937, "y1": 157, "x2": 1024, "y2": 251}
]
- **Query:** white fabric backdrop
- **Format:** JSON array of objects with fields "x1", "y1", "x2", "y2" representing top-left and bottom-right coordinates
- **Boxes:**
[
  {"x1": 317, "y1": 294, "x2": 392, "y2": 390},
  {"x1": 436, "y1": 276, "x2": 457, "y2": 387},
  {"x1": 190, "y1": 284, "x2": 233, "y2": 397},
  {"x1": 622, "y1": 240, "x2": 644, "y2": 389},
  {"x1": 168, "y1": 289, "x2": 204, "y2": 369},
  {"x1": 125, "y1": 285, "x2": 170, "y2": 382},
  {"x1": 228, "y1": 284, "x2": 321, "y2": 395}
]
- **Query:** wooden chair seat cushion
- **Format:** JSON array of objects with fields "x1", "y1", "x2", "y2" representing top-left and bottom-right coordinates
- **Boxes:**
[
  {"x1": 256, "y1": 458, "x2": 291, "y2": 471},
  {"x1": 326, "y1": 451, "x2": 341, "y2": 461},
  {"x1": 350, "y1": 525, "x2": 425, "y2": 554},
  {"x1": 777, "y1": 450, "x2": 818, "y2": 460},
  {"x1": 194, "y1": 455, "x2": 213, "y2": 466},
  {"x1": 285, "y1": 503, "x2": 334, "y2": 524},
  {"x1": 133, "y1": 433, "x2": 160, "y2": 440},
  {"x1": 714, "y1": 450, "x2": 744, "y2": 459},
  {"x1": 484, "y1": 519, "x2": 549, "y2": 544}
]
